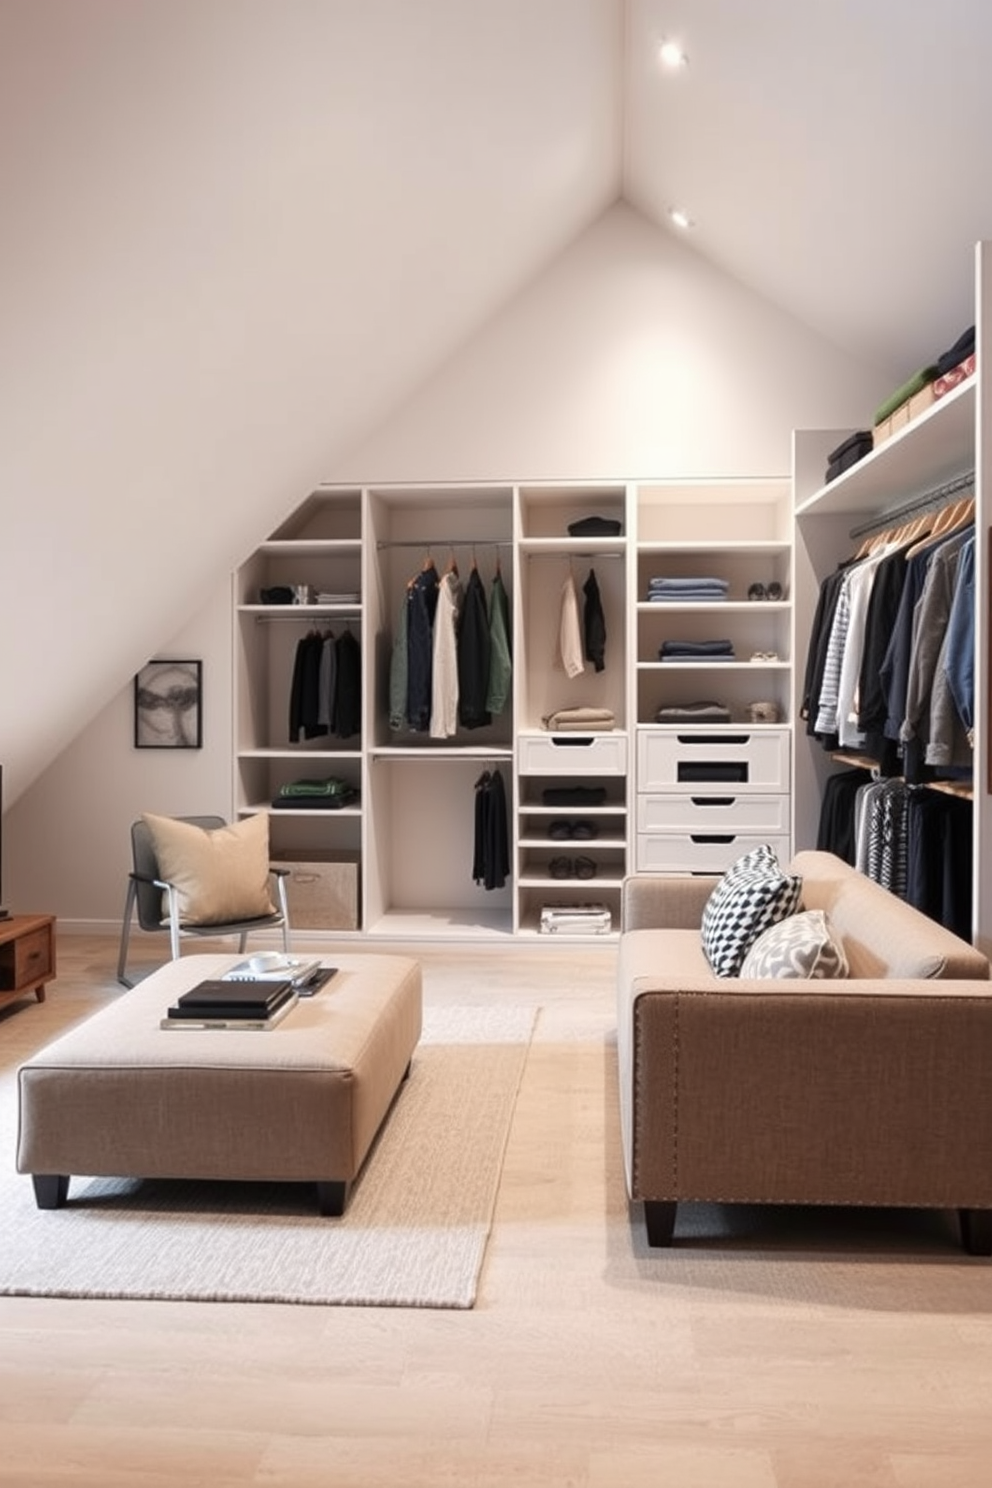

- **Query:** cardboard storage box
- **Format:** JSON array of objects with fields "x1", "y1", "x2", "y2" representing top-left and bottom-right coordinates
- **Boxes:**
[
  {"x1": 273, "y1": 852, "x2": 360, "y2": 930},
  {"x1": 907, "y1": 382, "x2": 936, "y2": 421}
]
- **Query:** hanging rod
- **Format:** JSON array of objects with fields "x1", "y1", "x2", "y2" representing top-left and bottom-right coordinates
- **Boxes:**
[
  {"x1": 376, "y1": 538, "x2": 513, "y2": 549},
  {"x1": 848, "y1": 469, "x2": 976, "y2": 540}
]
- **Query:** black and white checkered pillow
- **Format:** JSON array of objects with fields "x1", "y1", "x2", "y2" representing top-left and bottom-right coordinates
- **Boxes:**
[{"x1": 701, "y1": 845, "x2": 802, "y2": 977}]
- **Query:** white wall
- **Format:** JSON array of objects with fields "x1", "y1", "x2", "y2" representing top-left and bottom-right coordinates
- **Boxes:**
[
  {"x1": 331, "y1": 205, "x2": 888, "y2": 482},
  {"x1": 6, "y1": 586, "x2": 233, "y2": 928},
  {"x1": 6, "y1": 204, "x2": 888, "y2": 928}
]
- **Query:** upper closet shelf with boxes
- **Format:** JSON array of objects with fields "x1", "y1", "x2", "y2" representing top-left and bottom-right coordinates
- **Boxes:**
[{"x1": 796, "y1": 346, "x2": 976, "y2": 518}]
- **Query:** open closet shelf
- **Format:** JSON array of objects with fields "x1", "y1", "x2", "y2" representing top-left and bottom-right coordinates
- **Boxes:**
[{"x1": 796, "y1": 376, "x2": 975, "y2": 517}]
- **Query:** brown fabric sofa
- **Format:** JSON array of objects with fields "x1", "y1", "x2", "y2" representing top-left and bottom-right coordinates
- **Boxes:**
[{"x1": 618, "y1": 850, "x2": 992, "y2": 1254}]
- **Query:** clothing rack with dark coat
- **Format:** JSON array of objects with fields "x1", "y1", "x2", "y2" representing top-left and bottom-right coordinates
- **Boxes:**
[{"x1": 473, "y1": 767, "x2": 509, "y2": 891}]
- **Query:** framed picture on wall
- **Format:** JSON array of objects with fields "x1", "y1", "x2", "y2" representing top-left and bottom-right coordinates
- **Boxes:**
[{"x1": 134, "y1": 659, "x2": 203, "y2": 749}]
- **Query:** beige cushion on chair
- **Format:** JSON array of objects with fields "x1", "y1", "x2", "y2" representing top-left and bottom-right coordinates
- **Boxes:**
[{"x1": 141, "y1": 812, "x2": 277, "y2": 925}]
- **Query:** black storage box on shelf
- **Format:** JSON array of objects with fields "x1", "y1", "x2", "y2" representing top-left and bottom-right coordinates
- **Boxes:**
[{"x1": 824, "y1": 430, "x2": 873, "y2": 484}]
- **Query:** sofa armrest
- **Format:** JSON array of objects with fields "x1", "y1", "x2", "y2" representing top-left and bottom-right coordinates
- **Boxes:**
[{"x1": 621, "y1": 874, "x2": 717, "y2": 932}]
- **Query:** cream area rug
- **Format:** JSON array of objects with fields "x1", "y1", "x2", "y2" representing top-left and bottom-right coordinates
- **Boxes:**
[{"x1": 0, "y1": 1003, "x2": 536, "y2": 1308}]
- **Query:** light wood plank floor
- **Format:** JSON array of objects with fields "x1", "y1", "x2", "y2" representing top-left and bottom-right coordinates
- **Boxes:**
[{"x1": 2, "y1": 932, "x2": 991, "y2": 1487}]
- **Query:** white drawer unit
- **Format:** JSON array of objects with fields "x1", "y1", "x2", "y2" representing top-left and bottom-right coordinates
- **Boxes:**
[
  {"x1": 518, "y1": 731, "x2": 628, "y2": 776},
  {"x1": 635, "y1": 726, "x2": 791, "y2": 876},
  {"x1": 637, "y1": 727, "x2": 790, "y2": 794},
  {"x1": 636, "y1": 832, "x2": 793, "y2": 875},
  {"x1": 636, "y1": 792, "x2": 790, "y2": 835}
]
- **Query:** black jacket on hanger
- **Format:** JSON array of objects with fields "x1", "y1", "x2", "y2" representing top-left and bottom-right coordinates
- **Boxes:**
[
  {"x1": 583, "y1": 568, "x2": 606, "y2": 673},
  {"x1": 457, "y1": 567, "x2": 492, "y2": 730},
  {"x1": 473, "y1": 767, "x2": 509, "y2": 890}
]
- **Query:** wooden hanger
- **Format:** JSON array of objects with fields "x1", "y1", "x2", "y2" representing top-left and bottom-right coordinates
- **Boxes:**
[{"x1": 905, "y1": 495, "x2": 974, "y2": 558}]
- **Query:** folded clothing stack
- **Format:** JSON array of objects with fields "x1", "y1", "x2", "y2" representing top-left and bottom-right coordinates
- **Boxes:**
[
  {"x1": 824, "y1": 429, "x2": 873, "y2": 484},
  {"x1": 873, "y1": 365, "x2": 939, "y2": 429},
  {"x1": 659, "y1": 639, "x2": 734, "y2": 661},
  {"x1": 646, "y1": 576, "x2": 729, "y2": 602},
  {"x1": 272, "y1": 777, "x2": 359, "y2": 809},
  {"x1": 654, "y1": 700, "x2": 732, "y2": 723},
  {"x1": 933, "y1": 324, "x2": 976, "y2": 399},
  {"x1": 542, "y1": 706, "x2": 616, "y2": 732},
  {"x1": 936, "y1": 325, "x2": 975, "y2": 377}
]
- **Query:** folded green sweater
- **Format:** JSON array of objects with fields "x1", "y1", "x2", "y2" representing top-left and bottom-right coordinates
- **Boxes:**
[{"x1": 873, "y1": 365, "x2": 938, "y2": 426}]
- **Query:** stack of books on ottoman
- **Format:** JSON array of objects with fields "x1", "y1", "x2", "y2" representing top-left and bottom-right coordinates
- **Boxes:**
[{"x1": 161, "y1": 979, "x2": 299, "y2": 1030}]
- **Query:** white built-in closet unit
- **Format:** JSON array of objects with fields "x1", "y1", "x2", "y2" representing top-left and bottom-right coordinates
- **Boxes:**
[
  {"x1": 791, "y1": 240, "x2": 989, "y2": 958},
  {"x1": 233, "y1": 248, "x2": 988, "y2": 949},
  {"x1": 234, "y1": 477, "x2": 795, "y2": 941}
]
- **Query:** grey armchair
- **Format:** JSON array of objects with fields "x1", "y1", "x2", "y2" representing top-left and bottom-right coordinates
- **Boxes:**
[{"x1": 117, "y1": 814, "x2": 291, "y2": 988}]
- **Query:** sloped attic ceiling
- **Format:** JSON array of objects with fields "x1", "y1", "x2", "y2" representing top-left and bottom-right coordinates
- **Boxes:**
[
  {"x1": 0, "y1": 0, "x2": 622, "y2": 806},
  {"x1": 2, "y1": 0, "x2": 991, "y2": 806}
]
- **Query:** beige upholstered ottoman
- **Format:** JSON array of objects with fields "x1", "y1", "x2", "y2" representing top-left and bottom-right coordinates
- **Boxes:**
[{"x1": 17, "y1": 951, "x2": 422, "y2": 1216}]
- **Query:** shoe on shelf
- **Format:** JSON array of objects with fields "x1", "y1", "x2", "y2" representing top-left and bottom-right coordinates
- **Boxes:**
[
  {"x1": 549, "y1": 856, "x2": 573, "y2": 879},
  {"x1": 570, "y1": 818, "x2": 599, "y2": 840},
  {"x1": 548, "y1": 820, "x2": 572, "y2": 841},
  {"x1": 574, "y1": 855, "x2": 596, "y2": 880}
]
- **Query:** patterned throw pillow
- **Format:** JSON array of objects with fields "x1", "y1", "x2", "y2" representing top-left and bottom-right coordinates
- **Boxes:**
[
  {"x1": 700, "y1": 844, "x2": 802, "y2": 977},
  {"x1": 739, "y1": 909, "x2": 849, "y2": 979}
]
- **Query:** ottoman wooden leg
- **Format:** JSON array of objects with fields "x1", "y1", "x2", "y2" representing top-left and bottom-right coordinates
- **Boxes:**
[
  {"x1": 32, "y1": 1174, "x2": 70, "y2": 1210},
  {"x1": 316, "y1": 1180, "x2": 349, "y2": 1217}
]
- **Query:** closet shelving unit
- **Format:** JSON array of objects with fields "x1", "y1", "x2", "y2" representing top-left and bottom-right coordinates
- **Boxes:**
[
  {"x1": 792, "y1": 239, "x2": 989, "y2": 954},
  {"x1": 233, "y1": 477, "x2": 803, "y2": 940},
  {"x1": 513, "y1": 484, "x2": 630, "y2": 936},
  {"x1": 233, "y1": 489, "x2": 365, "y2": 871},
  {"x1": 632, "y1": 480, "x2": 794, "y2": 874}
]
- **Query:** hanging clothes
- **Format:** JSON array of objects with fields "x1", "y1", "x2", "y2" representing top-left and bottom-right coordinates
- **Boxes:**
[
  {"x1": 289, "y1": 630, "x2": 328, "y2": 742},
  {"x1": 430, "y1": 567, "x2": 464, "y2": 739},
  {"x1": 388, "y1": 590, "x2": 409, "y2": 732},
  {"x1": 317, "y1": 631, "x2": 337, "y2": 733},
  {"x1": 929, "y1": 533, "x2": 975, "y2": 762},
  {"x1": 406, "y1": 560, "x2": 440, "y2": 732},
  {"x1": 333, "y1": 628, "x2": 362, "y2": 739},
  {"x1": 582, "y1": 567, "x2": 606, "y2": 672},
  {"x1": 473, "y1": 768, "x2": 509, "y2": 891},
  {"x1": 456, "y1": 565, "x2": 492, "y2": 730},
  {"x1": 899, "y1": 528, "x2": 970, "y2": 782},
  {"x1": 486, "y1": 567, "x2": 512, "y2": 715},
  {"x1": 556, "y1": 571, "x2": 584, "y2": 679}
]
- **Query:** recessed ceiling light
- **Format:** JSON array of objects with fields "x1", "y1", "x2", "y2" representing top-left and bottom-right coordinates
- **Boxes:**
[
  {"x1": 668, "y1": 207, "x2": 694, "y2": 230},
  {"x1": 659, "y1": 39, "x2": 688, "y2": 69}
]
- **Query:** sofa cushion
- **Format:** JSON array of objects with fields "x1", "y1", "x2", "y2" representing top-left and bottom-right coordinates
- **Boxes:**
[
  {"x1": 790, "y1": 852, "x2": 990, "y2": 980},
  {"x1": 701, "y1": 845, "x2": 802, "y2": 977},
  {"x1": 740, "y1": 908, "x2": 849, "y2": 980},
  {"x1": 142, "y1": 812, "x2": 277, "y2": 926}
]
